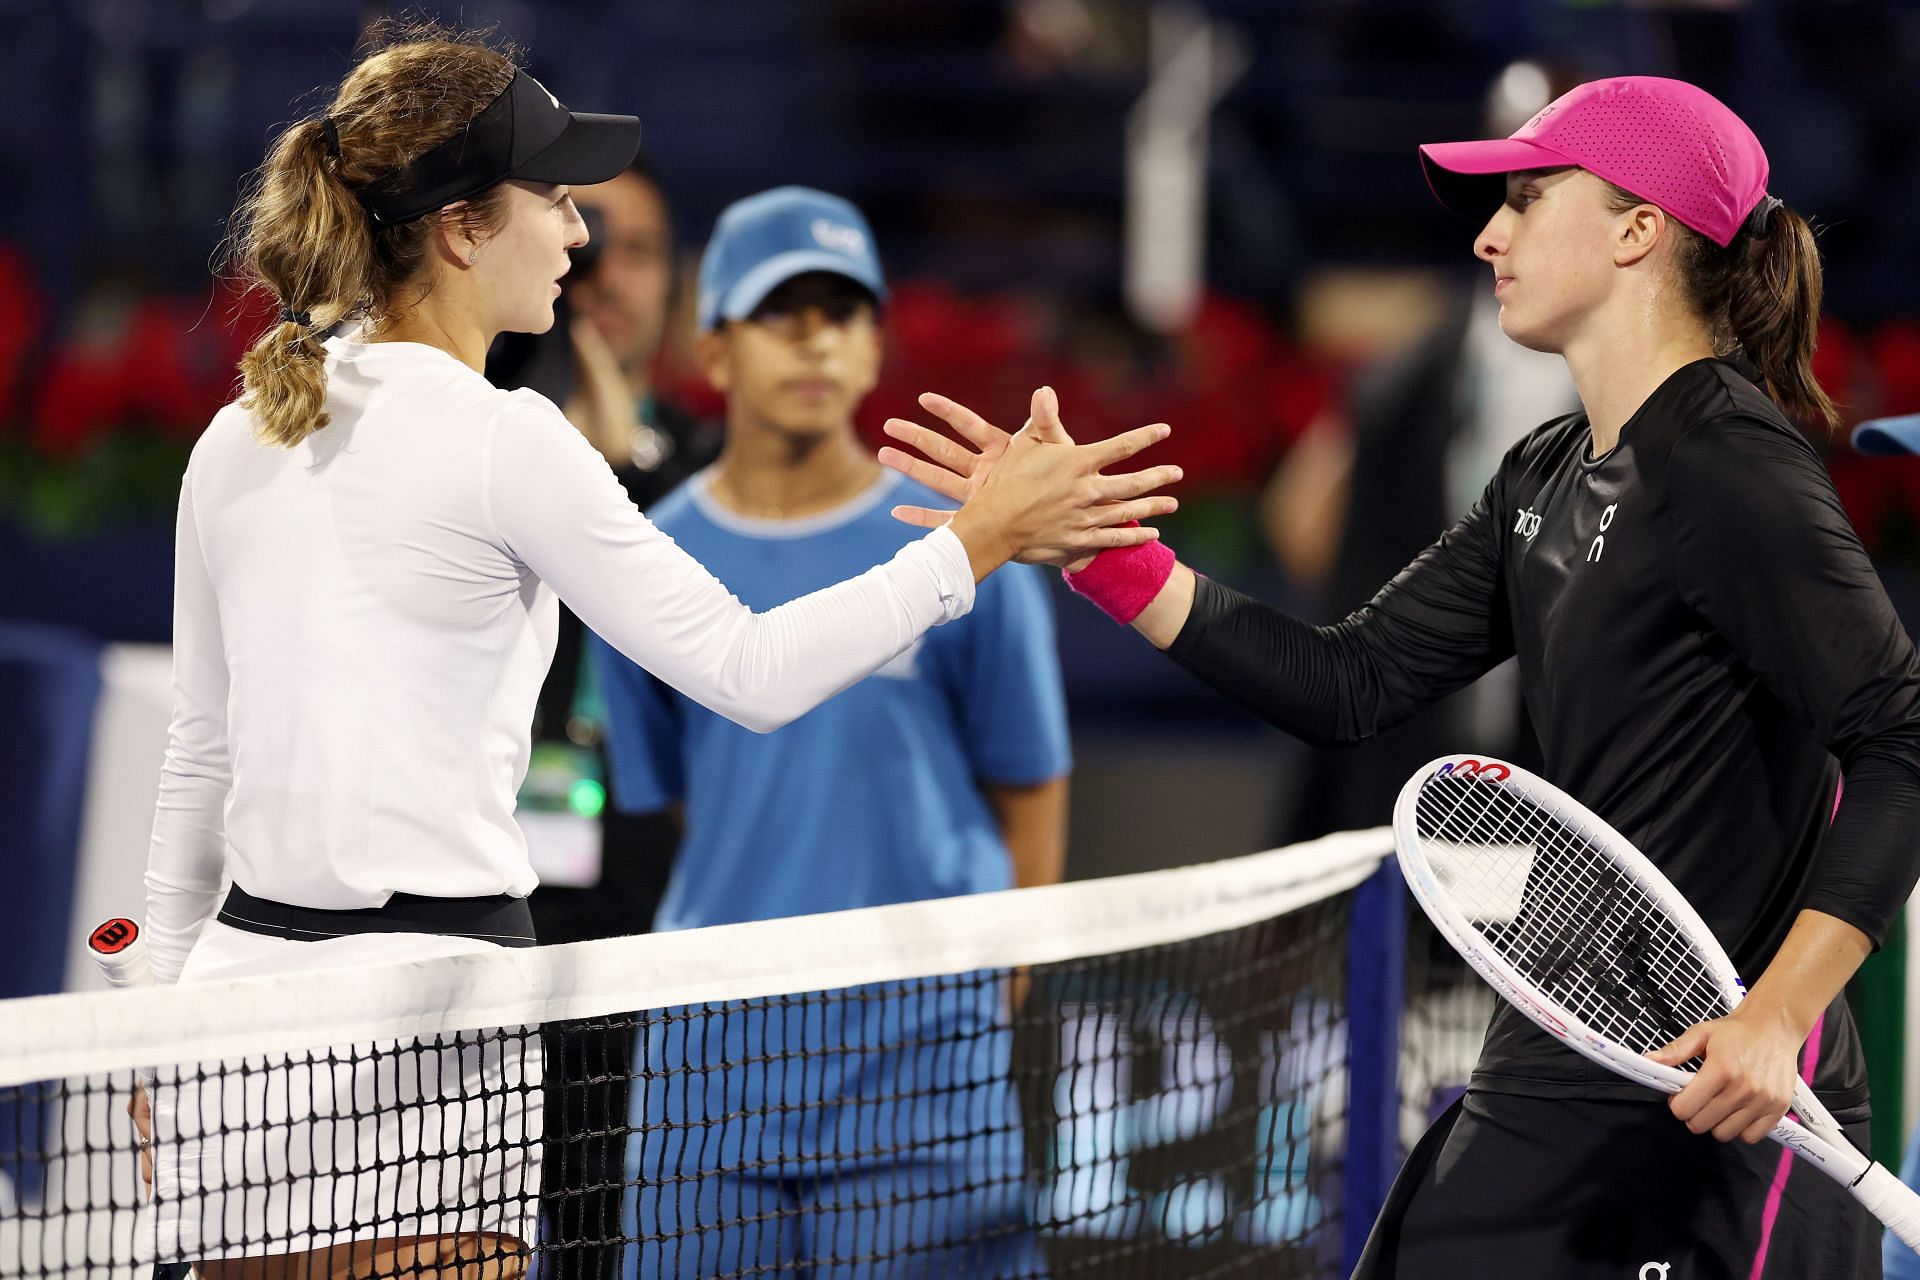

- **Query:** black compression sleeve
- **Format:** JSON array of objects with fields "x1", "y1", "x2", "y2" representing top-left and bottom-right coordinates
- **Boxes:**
[
  {"x1": 1166, "y1": 489, "x2": 1517, "y2": 749},
  {"x1": 1166, "y1": 576, "x2": 1359, "y2": 748},
  {"x1": 1668, "y1": 417, "x2": 1920, "y2": 946},
  {"x1": 1808, "y1": 737, "x2": 1920, "y2": 944}
]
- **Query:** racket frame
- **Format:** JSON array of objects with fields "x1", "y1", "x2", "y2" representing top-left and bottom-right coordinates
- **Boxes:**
[{"x1": 1392, "y1": 754, "x2": 1881, "y2": 1208}]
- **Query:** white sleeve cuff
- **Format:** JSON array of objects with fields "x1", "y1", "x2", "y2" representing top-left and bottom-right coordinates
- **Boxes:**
[{"x1": 923, "y1": 524, "x2": 977, "y2": 623}]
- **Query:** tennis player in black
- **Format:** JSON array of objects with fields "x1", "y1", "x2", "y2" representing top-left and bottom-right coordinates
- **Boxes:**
[{"x1": 880, "y1": 76, "x2": 1920, "y2": 1277}]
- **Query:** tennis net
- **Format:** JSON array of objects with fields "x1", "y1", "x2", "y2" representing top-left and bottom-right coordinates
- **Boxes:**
[{"x1": 0, "y1": 827, "x2": 1488, "y2": 1279}]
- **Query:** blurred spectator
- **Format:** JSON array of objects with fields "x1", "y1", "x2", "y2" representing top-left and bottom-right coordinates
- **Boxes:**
[
  {"x1": 570, "y1": 154, "x2": 723, "y2": 508},
  {"x1": 1150, "y1": 293, "x2": 1332, "y2": 494},
  {"x1": 594, "y1": 187, "x2": 1068, "y2": 1275},
  {"x1": 1260, "y1": 60, "x2": 1584, "y2": 841},
  {"x1": 483, "y1": 153, "x2": 721, "y2": 946},
  {"x1": 482, "y1": 151, "x2": 717, "y2": 1280}
]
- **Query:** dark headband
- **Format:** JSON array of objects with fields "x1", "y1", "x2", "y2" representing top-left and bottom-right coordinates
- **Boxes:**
[{"x1": 354, "y1": 69, "x2": 641, "y2": 228}]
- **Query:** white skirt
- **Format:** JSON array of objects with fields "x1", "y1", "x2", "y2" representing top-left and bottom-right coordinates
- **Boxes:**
[{"x1": 145, "y1": 921, "x2": 544, "y2": 1262}]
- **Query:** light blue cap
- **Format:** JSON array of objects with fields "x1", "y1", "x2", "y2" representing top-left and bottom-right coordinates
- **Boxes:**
[
  {"x1": 1854, "y1": 415, "x2": 1920, "y2": 456},
  {"x1": 696, "y1": 186, "x2": 887, "y2": 332}
]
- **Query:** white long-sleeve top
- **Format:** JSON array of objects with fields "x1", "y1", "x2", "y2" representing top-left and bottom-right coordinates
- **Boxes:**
[{"x1": 144, "y1": 337, "x2": 973, "y2": 984}]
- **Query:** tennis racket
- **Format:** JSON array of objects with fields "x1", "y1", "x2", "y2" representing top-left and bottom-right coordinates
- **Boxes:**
[
  {"x1": 88, "y1": 916, "x2": 153, "y2": 989},
  {"x1": 1392, "y1": 753, "x2": 1920, "y2": 1251},
  {"x1": 87, "y1": 917, "x2": 191, "y2": 1280}
]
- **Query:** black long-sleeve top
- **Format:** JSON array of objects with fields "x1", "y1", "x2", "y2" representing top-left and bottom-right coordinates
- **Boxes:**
[{"x1": 1171, "y1": 358, "x2": 1920, "y2": 1107}]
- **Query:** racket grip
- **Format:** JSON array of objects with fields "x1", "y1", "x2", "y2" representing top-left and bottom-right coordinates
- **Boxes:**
[
  {"x1": 1854, "y1": 1162, "x2": 1920, "y2": 1254},
  {"x1": 88, "y1": 918, "x2": 156, "y2": 1090},
  {"x1": 88, "y1": 917, "x2": 153, "y2": 989}
]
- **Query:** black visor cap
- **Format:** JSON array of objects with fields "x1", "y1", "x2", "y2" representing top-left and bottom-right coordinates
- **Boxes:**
[{"x1": 360, "y1": 69, "x2": 641, "y2": 227}]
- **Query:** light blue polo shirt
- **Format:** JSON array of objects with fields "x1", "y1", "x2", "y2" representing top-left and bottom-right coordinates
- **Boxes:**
[
  {"x1": 594, "y1": 469, "x2": 1070, "y2": 1181},
  {"x1": 590, "y1": 468, "x2": 1071, "y2": 933}
]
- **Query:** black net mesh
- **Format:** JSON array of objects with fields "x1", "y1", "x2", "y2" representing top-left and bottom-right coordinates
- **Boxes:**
[
  {"x1": 1, "y1": 903, "x2": 1367, "y2": 1278},
  {"x1": 1396, "y1": 911, "x2": 1496, "y2": 1156}
]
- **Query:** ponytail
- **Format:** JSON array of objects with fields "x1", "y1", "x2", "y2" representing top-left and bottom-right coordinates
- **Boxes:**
[
  {"x1": 234, "y1": 117, "x2": 374, "y2": 447},
  {"x1": 227, "y1": 22, "x2": 518, "y2": 448},
  {"x1": 1724, "y1": 202, "x2": 1838, "y2": 431},
  {"x1": 1602, "y1": 181, "x2": 1839, "y2": 431}
]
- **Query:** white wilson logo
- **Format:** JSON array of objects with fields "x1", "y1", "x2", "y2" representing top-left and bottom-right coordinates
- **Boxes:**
[
  {"x1": 1587, "y1": 502, "x2": 1618, "y2": 562},
  {"x1": 811, "y1": 219, "x2": 867, "y2": 258}
]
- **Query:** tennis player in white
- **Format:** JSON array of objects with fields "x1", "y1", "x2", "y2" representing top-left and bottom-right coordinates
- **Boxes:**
[{"x1": 137, "y1": 22, "x2": 1179, "y2": 1280}]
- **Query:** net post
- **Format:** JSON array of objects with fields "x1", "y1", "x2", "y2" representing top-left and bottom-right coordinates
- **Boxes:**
[{"x1": 1341, "y1": 860, "x2": 1406, "y2": 1270}]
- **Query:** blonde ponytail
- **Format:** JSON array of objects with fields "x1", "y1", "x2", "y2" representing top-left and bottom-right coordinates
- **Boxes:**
[
  {"x1": 228, "y1": 21, "x2": 518, "y2": 447},
  {"x1": 235, "y1": 118, "x2": 370, "y2": 446}
]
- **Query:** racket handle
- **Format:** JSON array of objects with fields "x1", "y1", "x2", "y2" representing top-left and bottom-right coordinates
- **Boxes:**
[
  {"x1": 1855, "y1": 1162, "x2": 1920, "y2": 1254},
  {"x1": 88, "y1": 917, "x2": 159, "y2": 1093},
  {"x1": 88, "y1": 917, "x2": 153, "y2": 989}
]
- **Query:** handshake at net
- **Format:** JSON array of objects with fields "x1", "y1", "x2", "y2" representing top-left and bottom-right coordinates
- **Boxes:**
[{"x1": 875, "y1": 385, "x2": 1183, "y2": 575}]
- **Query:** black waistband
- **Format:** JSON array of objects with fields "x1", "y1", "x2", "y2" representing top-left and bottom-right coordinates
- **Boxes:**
[{"x1": 216, "y1": 884, "x2": 536, "y2": 948}]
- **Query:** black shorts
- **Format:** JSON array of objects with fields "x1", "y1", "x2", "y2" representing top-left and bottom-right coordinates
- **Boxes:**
[{"x1": 1352, "y1": 1090, "x2": 1879, "y2": 1279}]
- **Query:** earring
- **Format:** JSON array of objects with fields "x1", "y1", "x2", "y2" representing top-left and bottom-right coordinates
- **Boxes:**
[{"x1": 467, "y1": 250, "x2": 478, "y2": 265}]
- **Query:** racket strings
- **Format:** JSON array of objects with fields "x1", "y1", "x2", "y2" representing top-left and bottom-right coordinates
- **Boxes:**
[
  {"x1": 1540, "y1": 858, "x2": 1689, "y2": 1041},
  {"x1": 1414, "y1": 773, "x2": 1727, "y2": 1056}
]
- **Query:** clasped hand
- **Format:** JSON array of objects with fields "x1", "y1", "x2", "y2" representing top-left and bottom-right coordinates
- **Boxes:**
[
  {"x1": 1649, "y1": 1004, "x2": 1804, "y2": 1144},
  {"x1": 878, "y1": 386, "x2": 1181, "y2": 568}
]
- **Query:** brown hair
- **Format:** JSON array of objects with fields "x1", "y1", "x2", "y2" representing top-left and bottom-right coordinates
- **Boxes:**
[
  {"x1": 229, "y1": 21, "x2": 519, "y2": 446},
  {"x1": 1603, "y1": 181, "x2": 1838, "y2": 430}
]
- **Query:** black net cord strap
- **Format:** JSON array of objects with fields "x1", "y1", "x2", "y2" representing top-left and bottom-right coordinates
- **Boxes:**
[{"x1": 0, "y1": 829, "x2": 1493, "y2": 1280}]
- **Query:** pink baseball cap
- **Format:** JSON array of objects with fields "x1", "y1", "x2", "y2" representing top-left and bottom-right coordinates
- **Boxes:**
[{"x1": 1419, "y1": 75, "x2": 1770, "y2": 248}]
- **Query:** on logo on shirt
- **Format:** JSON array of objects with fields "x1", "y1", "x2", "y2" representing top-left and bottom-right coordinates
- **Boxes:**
[{"x1": 1587, "y1": 503, "x2": 1619, "y2": 563}]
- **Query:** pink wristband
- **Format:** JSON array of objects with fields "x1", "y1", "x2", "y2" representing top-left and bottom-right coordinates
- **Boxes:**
[{"x1": 1061, "y1": 524, "x2": 1176, "y2": 625}]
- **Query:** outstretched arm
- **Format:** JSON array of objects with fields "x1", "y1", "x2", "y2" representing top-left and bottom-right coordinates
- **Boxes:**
[
  {"x1": 882, "y1": 392, "x2": 1517, "y2": 746},
  {"x1": 492, "y1": 388, "x2": 1177, "y2": 735}
]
